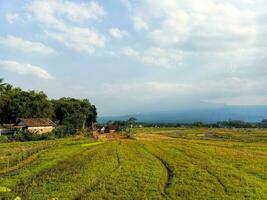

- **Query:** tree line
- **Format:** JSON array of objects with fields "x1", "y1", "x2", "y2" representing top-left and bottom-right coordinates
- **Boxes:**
[
  {"x1": 106, "y1": 119, "x2": 267, "y2": 128},
  {"x1": 0, "y1": 79, "x2": 97, "y2": 130}
]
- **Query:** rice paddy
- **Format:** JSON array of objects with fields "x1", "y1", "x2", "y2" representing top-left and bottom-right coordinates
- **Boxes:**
[{"x1": 0, "y1": 128, "x2": 267, "y2": 199}]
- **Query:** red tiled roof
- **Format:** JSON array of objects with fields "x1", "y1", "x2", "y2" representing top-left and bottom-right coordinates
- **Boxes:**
[{"x1": 16, "y1": 118, "x2": 56, "y2": 127}]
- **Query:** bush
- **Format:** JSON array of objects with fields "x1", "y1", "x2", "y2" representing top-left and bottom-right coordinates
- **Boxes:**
[
  {"x1": 121, "y1": 127, "x2": 136, "y2": 138},
  {"x1": 12, "y1": 129, "x2": 56, "y2": 141},
  {"x1": 8, "y1": 126, "x2": 79, "y2": 142},
  {"x1": 8, "y1": 126, "x2": 80, "y2": 142},
  {"x1": 13, "y1": 130, "x2": 27, "y2": 141},
  {"x1": 0, "y1": 135, "x2": 9, "y2": 143},
  {"x1": 76, "y1": 128, "x2": 93, "y2": 138},
  {"x1": 52, "y1": 125, "x2": 77, "y2": 138}
]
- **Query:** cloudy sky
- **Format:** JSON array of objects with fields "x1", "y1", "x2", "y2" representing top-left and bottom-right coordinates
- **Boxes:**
[{"x1": 0, "y1": 0, "x2": 266, "y2": 115}]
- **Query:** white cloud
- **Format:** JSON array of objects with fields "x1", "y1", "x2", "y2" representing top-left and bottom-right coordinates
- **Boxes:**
[
  {"x1": 123, "y1": 47, "x2": 183, "y2": 67},
  {"x1": 131, "y1": 15, "x2": 149, "y2": 30},
  {"x1": 199, "y1": 77, "x2": 267, "y2": 97},
  {"x1": 150, "y1": 78, "x2": 266, "y2": 97},
  {"x1": 5, "y1": 13, "x2": 19, "y2": 24},
  {"x1": 28, "y1": 0, "x2": 106, "y2": 54},
  {"x1": 121, "y1": 0, "x2": 149, "y2": 30},
  {"x1": 59, "y1": 1, "x2": 105, "y2": 21},
  {"x1": 46, "y1": 27, "x2": 105, "y2": 54},
  {"x1": 28, "y1": 0, "x2": 106, "y2": 23},
  {"x1": 0, "y1": 35, "x2": 55, "y2": 54},
  {"x1": 121, "y1": 0, "x2": 267, "y2": 83},
  {"x1": 93, "y1": 77, "x2": 267, "y2": 114},
  {"x1": 109, "y1": 28, "x2": 128, "y2": 39},
  {"x1": 147, "y1": 82, "x2": 193, "y2": 94},
  {"x1": 0, "y1": 60, "x2": 54, "y2": 80},
  {"x1": 96, "y1": 82, "x2": 192, "y2": 102},
  {"x1": 123, "y1": 48, "x2": 140, "y2": 57},
  {"x1": 123, "y1": 0, "x2": 263, "y2": 49},
  {"x1": 97, "y1": 76, "x2": 267, "y2": 108},
  {"x1": 204, "y1": 95, "x2": 267, "y2": 106}
]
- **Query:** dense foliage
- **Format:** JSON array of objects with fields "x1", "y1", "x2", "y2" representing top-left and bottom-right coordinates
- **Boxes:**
[
  {"x1": 108, "y1": 119, "x2": 265, "y2": 128},
  {"x1": 12, "y1": 129, "x2": 55, "y2": 141},
  {"x1": 0, "y1": 79, "x2": 97, "y2": 130},
  {"x1": 52, "y1": 98, "x2": 97, "y2": 130},
  {"x1": 0, "y1": 81, "x2": 53, "y2": 124}
]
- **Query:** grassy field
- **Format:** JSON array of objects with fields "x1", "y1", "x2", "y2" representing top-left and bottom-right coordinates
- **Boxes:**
[{"x1": 0, "y1": 128, "x2": 267, "y2": 200}]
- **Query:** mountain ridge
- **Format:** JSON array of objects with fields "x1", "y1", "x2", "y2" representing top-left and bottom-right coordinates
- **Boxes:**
[{"x1": 99, "y1": 105, "x2": 267, "y2": 123}]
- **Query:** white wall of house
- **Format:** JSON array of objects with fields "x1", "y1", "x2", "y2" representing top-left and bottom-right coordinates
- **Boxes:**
[{"x1": 27, "y1": 126, "x2": 55, "y2": 134}]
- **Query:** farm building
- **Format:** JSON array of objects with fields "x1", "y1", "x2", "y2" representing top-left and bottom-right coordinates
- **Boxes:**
[
  {"x1": 15, "y1": 118, "x2": 56, "y2": 134},
  {"x1": 98, "y1": 125, "x2": 119, "y2": 133},
  {"x1": 107, "y1": 125, "x2": 119, "y2": 133}
]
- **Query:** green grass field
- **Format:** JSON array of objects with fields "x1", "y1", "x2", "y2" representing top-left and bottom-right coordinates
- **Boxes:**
[{"x1": 1, "y1": 128, "x2": 267, "y2": 200}]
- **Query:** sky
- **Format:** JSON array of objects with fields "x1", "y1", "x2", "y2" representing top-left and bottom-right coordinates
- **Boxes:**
[{"x1": 0, "y1": 0, "x2": 266, "y2": 116}]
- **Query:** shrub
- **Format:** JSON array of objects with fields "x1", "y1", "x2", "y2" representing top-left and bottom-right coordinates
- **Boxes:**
[
  {"x1": 12, "y1": 129, "x2": 56, "y2": 141},
  {"x1": 8, "y1": 125, "x2": 82, "y2": 142},
  {"x1": 0, "y1": 135, "x2": 9, "y2": 142},
  {"x1": 52, "y1": 125, "x2": 77, "y2": 138},
  {"x1": 9, "y1": 126, "x2": 78, "y2": 142},
  {"x1": 121, "y1": 127, "x2": 136, "y2": 138},
  {"x1": 13, "y1": 130, "x2": 28, "y2": 141},
  {"x1": 76, "y1": 128, "x2": 93, "y2": 138}
]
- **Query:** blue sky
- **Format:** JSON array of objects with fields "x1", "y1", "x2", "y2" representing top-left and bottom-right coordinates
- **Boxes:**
[{"x1": 0, "y1": 0, "x2": 266, "y2": 116}]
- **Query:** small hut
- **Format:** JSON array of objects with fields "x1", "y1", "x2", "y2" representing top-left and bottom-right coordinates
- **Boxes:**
[
  {"x1": 15, "y1": 118, "x2": 56, "y2": 134},
  {"x1": 98, "y1": 125, "x2": 119, "y2": 133}
]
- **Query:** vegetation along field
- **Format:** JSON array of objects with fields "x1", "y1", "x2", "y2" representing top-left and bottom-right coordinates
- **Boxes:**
[{"x1": 1, "y1": 128, "x2": 267, "y2": 200}]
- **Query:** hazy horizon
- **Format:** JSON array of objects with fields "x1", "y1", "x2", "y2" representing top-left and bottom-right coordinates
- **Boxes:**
[{"x1": 1, "y1": 0, "x2": 266, "y2": 116}]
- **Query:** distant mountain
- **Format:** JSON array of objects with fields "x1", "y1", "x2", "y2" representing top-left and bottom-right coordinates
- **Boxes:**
[{"x1": 99, "y1": 105, "x2": 267, "y2": 123}]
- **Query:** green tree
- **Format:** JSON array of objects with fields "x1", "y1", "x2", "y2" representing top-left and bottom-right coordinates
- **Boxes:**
[
  {"x1": 127, "y1": 117, "x2": 137, "y2": 127},
  {"x1": 0, "y1": 80, "x2": 97, "y2": 130},
  {"x1": 86, "y1": 105, "x2": 97, "y2": 127},
  {"x1": 0, "y1": 83, "x2": 53, "y2": 123},
  {"x1": 0, "y1": 78, "x2": 6, "y2": 92},
  {"x1": 260, "y1": 119, "x2": 267, "y2": 128},
  {"x1": 52, "y1": 98, "x2": 97, "y2": 130},
  {"x1": 193, "y1": 122, "x2": 204, "y2": 127}
]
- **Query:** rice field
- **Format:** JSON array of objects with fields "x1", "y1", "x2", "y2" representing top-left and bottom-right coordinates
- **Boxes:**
[{"x1": 1, "y1": 128, "x2": 267, "y2": 199}]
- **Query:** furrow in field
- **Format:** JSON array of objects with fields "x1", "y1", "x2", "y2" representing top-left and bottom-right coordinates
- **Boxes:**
[
  {"x1": 157, "y1": 156, "x2": 172, "y2": 195},
  {"x1": 161, "y1": 143, "x2": 231, "y2": 192},
  {"x1": 182, "y1": 144, "x2": 267, "y2": 197},
  {"x1": 141, "y1": 141, "x2": 234, "y2": 199},
  {"x1": 80, "y1": 140, "x2": 166, "y2": 199},
  {"x1": 0, "y1": 141, "x2": 96, "y2": 194},
  {"x1": 74, "y1": 141, "x2": 122, "y2": 200},
  {"x1": 144, "y1": 140, "x2": 267, "y2": 199},
  {"x1": 10, "y1": 142, "x2": 113, "y2": 200},
  {"x1": 172, "y1": 141, "x2": 267, "y2": 182},
  {"x1": 0, "y1": 144, "x2": 52, "y2": 172},
  {"x1": 116, "y1": 141, "x2": 121, "y2": 166},
  {"x1": 204, "y1": 167, "x2": 228, "y2": 193},
  {"x1": 0, "y1": 148, "x2": 56, "y2": 177},
  {"x1": 140, "y1": 145, "x2": 172, "y2": 199}
]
